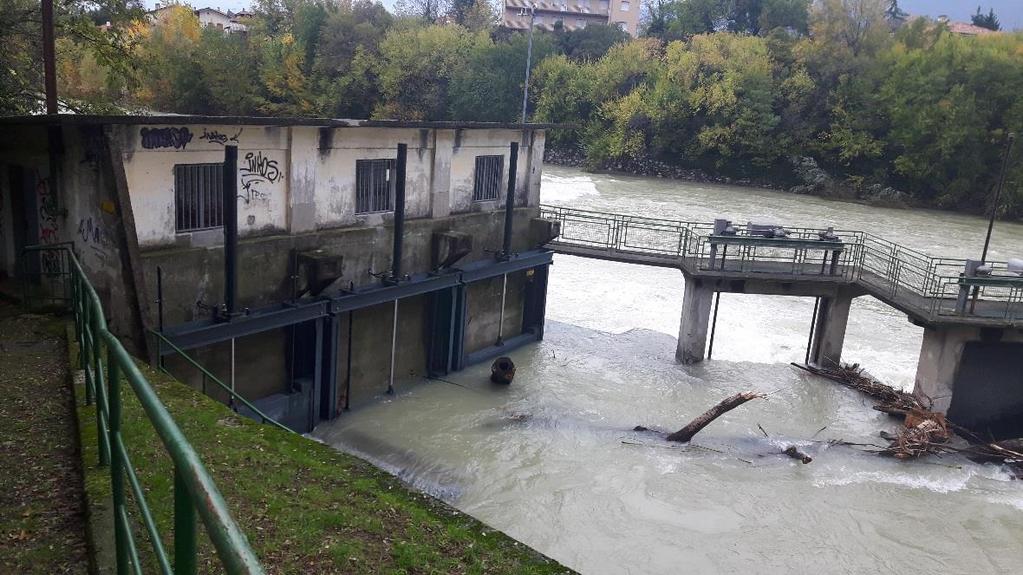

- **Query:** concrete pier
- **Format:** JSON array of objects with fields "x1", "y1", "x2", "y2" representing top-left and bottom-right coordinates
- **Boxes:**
[
  {"x1": 676, "y1": 278, "x2": 714, "y2": 364},
  {"x1": 914, "y1": 326, "x2": 1023, "y2": 437},
  {"x1": 808, "y1": 289, "x2": 855, "y2": 369}
]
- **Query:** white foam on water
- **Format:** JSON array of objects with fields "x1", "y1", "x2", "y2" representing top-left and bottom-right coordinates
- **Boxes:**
[
  {"x1": 815, "y1": 469, "x2": 976, "y2": 494},
  {"x1": 541, "y1": 173, "x2": 599, "y2": 203}
]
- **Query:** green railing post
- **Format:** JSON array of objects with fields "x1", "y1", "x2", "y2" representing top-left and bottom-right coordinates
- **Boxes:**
[
  {"x1": 83, "y1": 297, "x2": 94, "y2": 406},
  {"x1": 174, "y1": 468, "x2": 198, "y2": 575},
  {"x1": 108, "y1": 351, "x2": 130, "y2": 575},
  {"x1": 93, "y1": 306, "x2": 109, "y2": 467}
]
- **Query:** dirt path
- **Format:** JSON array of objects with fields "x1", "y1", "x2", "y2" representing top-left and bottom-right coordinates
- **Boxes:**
[{"x1": 0, "y1": 304, "x2": 88, "y2": 573}]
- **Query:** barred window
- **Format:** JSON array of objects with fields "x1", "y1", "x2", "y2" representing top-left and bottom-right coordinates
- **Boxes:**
[
  {"x1": 174, "y1": 163, "x2": 224, "y2": 233},
  {"x1": 473, "y1": 155, "x2": 503, "y2": 202},
  {"x1": 355, "y1": 159, "x2": 395, "y2": 214}
]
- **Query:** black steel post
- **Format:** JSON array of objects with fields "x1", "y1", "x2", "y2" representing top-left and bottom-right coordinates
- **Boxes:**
[
  {"x1": 41, "y1": 0, "x2": 57, "y2": 114},
  {"x1": 392, "y1": 143, "x2": 407, "y2": 282},
  {"x1": 223, "y1": 145, "x2": 238, "y2": 318},
  {"x1": 707, "y1": 292, "x2": 721, "y2": 360},
  {"x1": 805, "y1": 297, "x2": 820, "y2": 365},
  {"x1": 502, "y1": 142, "x2": 519, "y2": 260}
]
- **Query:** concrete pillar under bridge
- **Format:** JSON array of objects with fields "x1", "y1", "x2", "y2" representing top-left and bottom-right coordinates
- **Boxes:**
[
  {"x1": 914, "y1": 326, "x2": 1023, "y2": 439},
  {"x1": 675, "y1": 276, "x2": 857, "y2": 368}
]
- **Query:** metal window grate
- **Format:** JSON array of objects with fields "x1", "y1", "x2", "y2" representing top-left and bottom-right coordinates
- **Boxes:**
[
  {"x1": 174, "y1": 163, "x2": 224, "y2": 233},
  {"x1": 356, "y1": 159, "x2": 395, "y2": 214},
  {"x1": 473, "y1": 155, "x2": 503, "y2": 202}
]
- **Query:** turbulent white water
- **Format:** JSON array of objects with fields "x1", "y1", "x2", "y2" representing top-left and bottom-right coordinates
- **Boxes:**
[{"x1": 314, "y1": 167, "x2": 1023, "y2": 574}]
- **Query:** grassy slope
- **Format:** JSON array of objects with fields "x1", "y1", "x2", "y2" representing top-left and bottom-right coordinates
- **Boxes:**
[{"x1": 72, "y1": 331, "x2": 571, "y2": 574}]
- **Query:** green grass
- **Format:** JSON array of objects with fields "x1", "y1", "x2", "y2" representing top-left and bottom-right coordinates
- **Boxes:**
[{"x1": 71, "y1": 328, "x2": 572, "y2": 574}]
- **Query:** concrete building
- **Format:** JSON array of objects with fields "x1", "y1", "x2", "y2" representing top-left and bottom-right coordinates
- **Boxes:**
[
  {"x1": 0, "y1": 115, "x2": 559, "y2": 432},
  {"x1": 503, "y1": 0, "x2": 640, "y2": 36}
]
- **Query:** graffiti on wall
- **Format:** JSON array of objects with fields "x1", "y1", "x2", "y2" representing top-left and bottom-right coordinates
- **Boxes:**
[
  {"x1": 140, "y1": 127, "x2": 193, "y2": 150},
  {"x1": 36, "y1": 176, "x2": 61, "y2": 273},
  {"x1": 77, "y1": 217, "x2": 110, "y2": 248},
  {"x1": 199, "y1": 127, "x2": 242, "y2": 146},
  {"x1": 238, "y1": 151, "x2": 280, "y2": 205}
]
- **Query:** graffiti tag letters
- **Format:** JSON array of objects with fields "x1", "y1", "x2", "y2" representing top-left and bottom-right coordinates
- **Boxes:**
[
  {"x1": 140, "y1": 127, "x2": 193, "y2": 150},
  {"x1": 199, "y1": 127, "x2": 242, "y2": 146},
  {"x1": 238, "y1": 151, "x2": 280, "y2": 204}
]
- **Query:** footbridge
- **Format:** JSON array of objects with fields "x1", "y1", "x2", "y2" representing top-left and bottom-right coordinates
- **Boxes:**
[{"x1": 540, "y1": 205, "x2": 1023, "y2": 437}]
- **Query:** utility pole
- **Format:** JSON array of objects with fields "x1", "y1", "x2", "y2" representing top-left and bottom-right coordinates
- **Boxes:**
[
  {"x1": 41, "y1": 0, "x2": 58, "y2": 114},
  {"x1": 980, "y1": 133, "x2": 1016, "y2": 263},
  {"x1": 520, "y1": 4, "x2": 536, "y2": 124}
]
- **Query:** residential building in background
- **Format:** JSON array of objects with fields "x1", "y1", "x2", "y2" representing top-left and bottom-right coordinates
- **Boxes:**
[
  {"x1": 148, "y1": 3, "x2": 251, "y2": 33},
  {"x1": 502, "y1": 0, "x2": 639, "y2": 36}
]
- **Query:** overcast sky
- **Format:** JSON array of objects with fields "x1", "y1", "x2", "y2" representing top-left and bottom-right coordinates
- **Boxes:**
[{"x1": 146, "y1": 1, "x2": 1022, "y2": 31}]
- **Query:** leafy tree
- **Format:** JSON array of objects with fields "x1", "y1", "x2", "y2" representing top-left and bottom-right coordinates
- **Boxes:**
[
  {"x1": 972, "y1": 6, "x2": 1000, "y2": 31},
  {"x1": 374, "y1": 23, "x2": 484, "y2": 120},
  {"x1": 394, "y1": 0, "x2": 449, "y2": 22},
  {"x1": 449, "y1": 30, "x2": 556, "y2": 121},
  {"x1": 555, "y1": 23, "x2": 630, "y2": 61},
  {"x1": 312, "y1": 0, "x2": 393, "y2": 118},
  {"x1": 1, "y1": 0, "x2": 141, "y2": 114}
]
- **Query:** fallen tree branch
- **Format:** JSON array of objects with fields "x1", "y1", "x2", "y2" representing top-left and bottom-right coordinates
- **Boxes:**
[
  {"x1": 783, "y1": 446, "x2": 813, "y2": 464},
  {"x1": 667, "y1": 391, "x2": 764, "y2": 443}
]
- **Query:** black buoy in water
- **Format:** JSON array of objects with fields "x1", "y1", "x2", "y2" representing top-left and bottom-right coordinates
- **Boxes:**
[{"x1": 490, "y1": 357, "x2": 516, "y2": 385}]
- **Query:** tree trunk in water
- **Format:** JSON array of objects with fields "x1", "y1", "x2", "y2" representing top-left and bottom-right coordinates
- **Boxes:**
[{"x1": 666, "y1": 391, "x2": 763, "y2": 443}]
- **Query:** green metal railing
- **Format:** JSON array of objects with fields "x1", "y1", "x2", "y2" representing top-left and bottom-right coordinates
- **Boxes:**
[
  {"x1": 23, "y1": 245, "x2": 265, "y2": 575},
  {"x1": 151, "y1": 330, "x2": 292, "y2": 434}
]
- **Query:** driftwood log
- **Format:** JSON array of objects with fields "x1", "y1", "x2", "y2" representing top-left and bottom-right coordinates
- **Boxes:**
[{"x1": 667, "y1": 392, "x2": 764, "y2": 443}]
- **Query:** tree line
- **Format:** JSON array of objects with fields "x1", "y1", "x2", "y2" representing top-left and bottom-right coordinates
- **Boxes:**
[{"x1": 2, "y1": 0, "x2": 1021, "y2": 218}]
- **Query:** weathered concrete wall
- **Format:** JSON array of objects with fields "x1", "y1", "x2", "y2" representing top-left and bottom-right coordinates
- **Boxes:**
[
  {"x1": 463, "y1": 271, "x2": 528, "y2": 354},
  {"x1": 0, "y1": 125, "x2": 137, "y2": 339},
  {"x1": 140, "y1": 208, "x2": 539, "y2": 325},
  {"x1": 114, "y1": 124, "x2": 289, "y2": 248}
]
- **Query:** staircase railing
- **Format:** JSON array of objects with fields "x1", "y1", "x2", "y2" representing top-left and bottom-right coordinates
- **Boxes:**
[{"x1": 22, "y1": 244, "x2": 265, "y2": 575}]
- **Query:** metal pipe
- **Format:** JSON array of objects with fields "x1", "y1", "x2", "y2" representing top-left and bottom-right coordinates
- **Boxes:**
[
  {"x1": 520, "y1": 6, "x2": 536, "y2": 124},
  {"x1": 345, "y1": 310, "x2": 353, "y2": 410},
  {"x1": 805, "y1": 297, "x2": 821, "y2": 365},
  {"x1": 503, "y1": 142, "x2": 519, "y2": 260},
  {"x1": 157, "y1": 266, "x2": 164, "y2": 333},
  {"x1": 707, "y1": 292, "x2": 721, "y2": 359},
  {"x1": 230, "y1": 338, "x2": 236, "y2": 409},
  {"x1": 497, "y1": 274, "x2": 508, "y2": 345},
  {"x1": 41, "y1": 0, "x2": 57, "y2": 114},
  {"x1": 222, "y1": 146, "x2": 238, "y2": 317},
  {"x1": 392, "y1": 143, "x2": 407, "y2": 281},
  {"x1": 387, "y1": 299, "x2": 398, "y2": 395}
]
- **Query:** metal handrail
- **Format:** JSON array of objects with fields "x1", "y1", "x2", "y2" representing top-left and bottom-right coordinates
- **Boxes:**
[
  {"x1": 22, "y1": 245, "x2": 265, "y2": 575},
  {"x1": 540, "y1": 204, "x2": 1023, "y2": 322},
  {"x1": 150, "y1": 330, "x2": 293, "y2": 434}
]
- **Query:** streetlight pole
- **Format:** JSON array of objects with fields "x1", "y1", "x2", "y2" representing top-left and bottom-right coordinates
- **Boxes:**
[
  {"x1": 520, "y1": 5, "x2": 536, "y2": 124},
  {"x1": 980, "y1": 133, "x2": 1016, "y2": 263}
]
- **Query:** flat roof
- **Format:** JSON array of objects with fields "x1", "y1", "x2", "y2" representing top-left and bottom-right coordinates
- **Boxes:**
[{"x1": 0, "y1": 114, "x2": 562, "y2": 130}]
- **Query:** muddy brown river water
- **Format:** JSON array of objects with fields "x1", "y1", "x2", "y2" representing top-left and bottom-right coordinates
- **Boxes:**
[{"x1": 314, "y1": 167, "x2": 1023, "y2": 574}]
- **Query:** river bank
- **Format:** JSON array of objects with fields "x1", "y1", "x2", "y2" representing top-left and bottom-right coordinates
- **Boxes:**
[{"x1": 544, "y1": 148, "x2": 917, "y2": 213}]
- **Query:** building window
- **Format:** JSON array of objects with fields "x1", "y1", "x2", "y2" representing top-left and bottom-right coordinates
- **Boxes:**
[
  {"x1": 576, "y1": 18, "x2": 586, "y2": 28},
  {"x1": 473, "y1": 155, "x2": 503, "y2": 202},
  {"x1": 615, "y1": 21, "x2": 626, "y2": 31},
  {"x1": 174, "y1": 163, "x2": 224, "y2": 233},
  {"x1": 355, "y1": 159, "x2": 395, "y2": 214},
  {"x1": 620, "y1": 0, "x2": 630, "y2": 10}
]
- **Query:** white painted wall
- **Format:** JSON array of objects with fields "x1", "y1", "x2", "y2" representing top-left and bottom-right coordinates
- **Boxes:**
[
  {"x1": 119, "y1": 125, "x2": 289, "y2": 247},
  {"x1": 115, "y1": 123, "x2": 546, "y2": 250}
]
